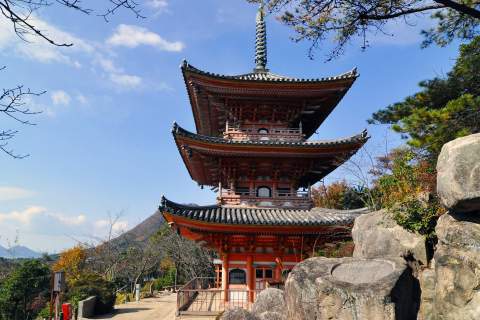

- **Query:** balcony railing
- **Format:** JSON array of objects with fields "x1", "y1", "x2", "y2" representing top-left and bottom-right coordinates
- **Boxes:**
[
  {"x1": 223, "y1": 126, "x2": 304, "y2": 142},
  {"x1": 176, "y1": 277, "x2": 264, "y2": 316},
  {"x1": 219, "y1": 192, "x2": 312, "y2": 209}
]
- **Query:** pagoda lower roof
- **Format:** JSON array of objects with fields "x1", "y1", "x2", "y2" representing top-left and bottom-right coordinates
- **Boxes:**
[
  {"x1": 173, "y1": 123, "x2": 368, "y2": 149},
  {"x1": 160, "y1": 197, "x2": 369, "y2": 230}
]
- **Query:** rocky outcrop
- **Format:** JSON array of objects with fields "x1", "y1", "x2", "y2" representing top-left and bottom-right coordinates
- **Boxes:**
[
  {"x1": 221, "y1": 289, "x2": 286, "y2": 320},
  {"x1": 251, "y1": 288, "x2": 286, "y2": 320},
  {"x1": 432, "y1": 212, "x2": 480, "y2": 320},
  {"x1": 437, "y1": 133, "x2": 480, "y2": 213},
  {"x1": 284, "y1": 257, "x2": 420, "y2": 320},
  {"x1": 352, "y1": 209, "x2": 428, "y2": 266},
  {"x1": 221, "y1": 307, "x2": 257, "y2": 320},
  {"x1": 427, "y1": 133, "x2": 480, "y2": 320}
]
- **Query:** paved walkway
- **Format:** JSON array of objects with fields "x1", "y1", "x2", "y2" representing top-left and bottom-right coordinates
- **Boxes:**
[{"x1": 92, "y1": 292, "x2": 177, "y2": 320}]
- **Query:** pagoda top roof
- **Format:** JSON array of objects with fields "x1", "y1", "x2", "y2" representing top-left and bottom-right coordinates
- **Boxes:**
[
  {"x1": 161, "y1": 196, "x2": 369, "y2": 229},
  {"x1": 173, "y1": 122, "x2": 368, "y2": 148},
  {"x1": 182, "y1": 60, "x2": 358, "y2": 84}
]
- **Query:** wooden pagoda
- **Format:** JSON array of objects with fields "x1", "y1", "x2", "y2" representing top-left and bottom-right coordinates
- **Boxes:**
[{"x1": 161, "y1": 6, "x2": 369, "y2": 311}]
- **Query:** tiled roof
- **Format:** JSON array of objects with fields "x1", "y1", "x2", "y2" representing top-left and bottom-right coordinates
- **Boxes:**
[
  {"x1": 172, "y1": 123, "x2": 369, "y2": 148},
  {"x1": 181, "y1": 60, "x2": 358, "y2": 84},
  {"x1": 160, "y1": 197, "x2": 369, "y2": 227}
]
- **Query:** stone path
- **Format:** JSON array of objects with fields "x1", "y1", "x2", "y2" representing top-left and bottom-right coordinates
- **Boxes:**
[{"x1": 92, "y1": 292, "x2": 177, "y2": 320}]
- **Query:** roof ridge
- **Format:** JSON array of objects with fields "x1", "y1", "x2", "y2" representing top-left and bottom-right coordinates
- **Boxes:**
[{"x1": 181, "y1": 60, "x2": 358, "y2": 83}]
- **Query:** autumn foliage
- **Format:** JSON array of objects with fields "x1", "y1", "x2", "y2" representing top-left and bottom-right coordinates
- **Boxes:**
[{"x1": 53, "y1": 245, "x2": 87, "y2": 284}]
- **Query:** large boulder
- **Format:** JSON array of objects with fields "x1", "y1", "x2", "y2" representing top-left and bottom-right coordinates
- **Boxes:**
[
  {"x1": 437, "y1": 133, "x2": 480, "y2": 213},
  {"x1": 352, "y1": 210, "x2": 428, "y2": 265},
  {"x1": 251, "y1": 288, "x2": 286, "y2": 320},
  {"x1": 284, "y1": 257, "x2": 420, "y2": 320},
  {"x1": 432, "y1": 212, "x2": 480, "y2": 320},
  {"x1": 221, "y1": 307, "x2": 256, "y2": 320}
]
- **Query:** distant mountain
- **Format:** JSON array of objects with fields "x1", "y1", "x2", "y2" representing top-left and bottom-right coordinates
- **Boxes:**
[
  {"x1": 110, "y1": 210, "x2": 165, "y2": 246},
  {"x1": 0, "y1": 245, "x2": 42, "y2": 259}
]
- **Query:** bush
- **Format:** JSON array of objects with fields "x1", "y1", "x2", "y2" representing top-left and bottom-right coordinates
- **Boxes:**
[
  {"x1": 153, "y1": 267, "x2": 176, "y2": 291},
  {"x1": 115, "y1": 292, "x2": 134, "y2": 305},
  {"x1": 312, "y1": 181, "x2": 369, "y2": 210},
  {"x1": 373, "y1": 148, "x2": 444, "y2": 244},
  {"x1": 36, "y1": 304, "x2": 52, "y2": 319},
  {"x1": 66, "y1": 273, "x2": 115, "y2": 315}
]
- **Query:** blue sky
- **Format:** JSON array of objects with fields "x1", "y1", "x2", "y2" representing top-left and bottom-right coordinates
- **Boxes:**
[{"x1": 0, "y1": 0, "x2": 461, "y2": 253}]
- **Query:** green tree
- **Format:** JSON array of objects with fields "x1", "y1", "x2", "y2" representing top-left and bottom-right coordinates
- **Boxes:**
[
  {"x1": 0, "y1": 259, "x2": 50, "y2": 320},
  {"x1": 370, "y1": 37, "x2": 480, "y2": 160},
  {"x1": 249, "y1": 0, "x2": 480, "y2": 59}
]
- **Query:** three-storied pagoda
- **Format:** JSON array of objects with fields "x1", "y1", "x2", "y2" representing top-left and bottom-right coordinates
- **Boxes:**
[{"x1": 161, "y1": 6, "x2": 369, "y2": 308}]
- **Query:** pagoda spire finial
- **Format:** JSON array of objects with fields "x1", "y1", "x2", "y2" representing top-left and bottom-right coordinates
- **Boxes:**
[{"x1": 254, "y1": 2, "x2": 268, "y2": 73}]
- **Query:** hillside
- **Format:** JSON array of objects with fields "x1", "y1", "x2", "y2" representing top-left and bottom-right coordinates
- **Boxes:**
[{"x1": 111, "y1": 209, "x2": 165, "y2": 245}]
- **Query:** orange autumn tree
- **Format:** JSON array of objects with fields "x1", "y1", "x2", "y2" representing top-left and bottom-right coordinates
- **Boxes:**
[{"x1": 53, "y1": 245, "x2": 87, "y2": 285}]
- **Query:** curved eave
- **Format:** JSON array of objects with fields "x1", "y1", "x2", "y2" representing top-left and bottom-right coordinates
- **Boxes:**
[
  {"x1": 172, "y1": 123, "x2": 368, "y2": 152},
  {"x1": 160, "y1": 196, "x2": 368, "y2": 235},
  {"x1": 172, "y1": 123, "x2": 368, "y2": 187},
  {"x1": 181, "y1": 60, "x2": 358, "y2": 84}
]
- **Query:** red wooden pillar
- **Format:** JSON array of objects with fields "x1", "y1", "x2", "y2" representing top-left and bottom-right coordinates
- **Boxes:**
[
  {"x1": 274, "y1": 257, "x2": 283, "y2": 282},
  {"x1": 246, "y1": 255, "x2": 254, "y2": 303},
  {"x1": 222, "y1": 254, "x2": 229, "y2": 302}
]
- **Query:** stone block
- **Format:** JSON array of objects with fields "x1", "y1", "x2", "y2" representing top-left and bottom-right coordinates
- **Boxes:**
[{"x1": 437, "y1": 133, "x2": 480, "y2": 213}]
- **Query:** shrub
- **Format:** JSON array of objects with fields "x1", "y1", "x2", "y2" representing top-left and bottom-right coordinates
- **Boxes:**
[
  {"x1": 66, "y1": 273, "x2": 115, "y2": 315},
  {"x1": 115, "y1": 292, "x2": 134, "y2": 305},
  {"x1": 153, "y1": 267, "x2": 176, "y2": 291},
  {"x1": 373, "y1": 148, "x2": 444, "y2": 242},
  {"x1": 312, "y1": 181, "x2": 369, "y2": 209}
]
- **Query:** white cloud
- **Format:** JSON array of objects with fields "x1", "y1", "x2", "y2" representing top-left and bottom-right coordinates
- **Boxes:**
[
  {"x1": 107, "y1": 24, "x2": 184, "y2": 52},
  {"x1": 76, "y1": 94, "x2": 88, "y2": 105},
  {"x1": 0, "y1": 15, "x2": 93, "y2": 66},
  {"x1": 0, "y1": 187, "x2": 35, "y2": 201},
  {"x1": 0, "y1": 206, "x2": 45, "y2": 224},
  {"x1": 96, "y1": 56, "x2": 121, "y2": 73},
  {"x1": 147, "y1": 0, "x2": 168, "y2": 10},
  {"x1": 0, "y1": 206, "x2": 87, "y2": 226},
  {"x1": 0, "y1": 16, "x2": 153, "y2": 90},
  {"x1": 51, "y1": 213, "x2": 86, "y2": 226},
  {"x1": 94, "y1": 219, "x2": 128, "y2": 233},
  {"x1": 51, "y1": 90, "x2": 71, "y2": 106},
  {"x1": 109, "y1": 73, "x2": 142, "y2": 88},
  {"x1": 146, "y1": 0, "x2": 169, "y2": 16}
]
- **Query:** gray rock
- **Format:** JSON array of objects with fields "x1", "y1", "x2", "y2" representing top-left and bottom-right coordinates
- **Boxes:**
[
  {"x1": 432, "y1": 212, "x2": 480, "y2": 320},
  {"x1": 284, "y1": 257, "x2": 420, "y2": 320},
  {"x1": 256, "y1": 311, "x2": 285, "y2": 320},
  {"x1": 221, "y1": 307, "x2": 257, "y2": 320},
  {"x1": 352, "y1": 209, "x2": 428, "y2": 265},
  {"x1": 437, "y1": 133, "x2": 480, "y2": 213},
  {"x1": 251, "y1": 288, "x2": 285, "y2": 316},
  {"x1": 418, "y1": 268, "x2": 435, "y2": 320}
]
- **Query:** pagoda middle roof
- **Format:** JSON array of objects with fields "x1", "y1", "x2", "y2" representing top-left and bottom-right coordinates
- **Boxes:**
[
  {"x1": 161, "y1": 196, "x2": 369, "y2": 229},
  {"x1": 172, "y1": 123, "x2": 368, "y2": 149}
]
